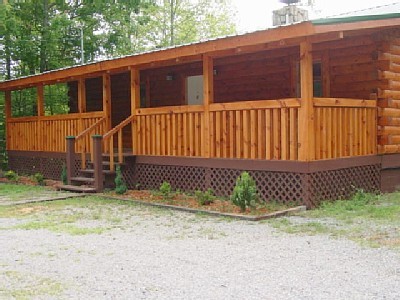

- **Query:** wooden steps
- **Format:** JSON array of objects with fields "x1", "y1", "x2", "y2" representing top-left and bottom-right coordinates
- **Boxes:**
[
  {"x1": 57, "y1": 184, "x2": 97, "y2": 193},
  {"x1": 59, "y1": 153, "x2": 122, "y2": 193}
]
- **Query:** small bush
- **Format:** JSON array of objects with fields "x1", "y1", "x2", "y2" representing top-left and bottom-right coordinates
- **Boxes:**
[
  {"x1": 230, "y1": 172, "x2": 258, "y2": 212},
  {"x1": 159, "y1": 181, "x2": 173, "y2": 200},
  {"x1": 195, "y1": 189, "x2": 215, "y2": 206},
  {"x1": 5, "y1": 170, "x2": 18, "y2": 182},
  {"x1": 115, "y1": 165, "x2": 127, "y2": 195},
  {"x1": 61, "y1": 164, "x2": 67, "y2": 185},
  {"x1": 33, "y1": 173, "x2": 45, "y2": 186}
]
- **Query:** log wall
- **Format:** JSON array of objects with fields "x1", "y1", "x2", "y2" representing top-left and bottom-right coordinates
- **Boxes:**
[
  {"x1": 314, "y1": 35, "x2": 380, "y2": 100},
  {"x1": 377, "y1": 35, "x2": 400, "y2": 154}
]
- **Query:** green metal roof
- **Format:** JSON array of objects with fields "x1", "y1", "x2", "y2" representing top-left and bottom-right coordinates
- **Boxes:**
[
  {"x1": 312, "y1": 2, "x2": 400, "y2": 25},
  {"x1": 312, "y1": 13, "x2": 400, "y2": 25}
]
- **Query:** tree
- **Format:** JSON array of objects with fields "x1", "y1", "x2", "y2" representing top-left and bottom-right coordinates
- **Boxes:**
[{"x1": 141, "y1": 0, "x2": 236, "y2": 49}]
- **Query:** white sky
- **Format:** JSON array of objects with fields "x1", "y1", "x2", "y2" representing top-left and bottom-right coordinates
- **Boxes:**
[{"x1": 232, "y1": 0, "x2": 399, "y2": 32}]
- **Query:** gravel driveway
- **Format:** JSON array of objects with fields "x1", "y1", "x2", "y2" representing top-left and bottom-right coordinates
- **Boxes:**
[{"x1": 0, "y1": 201, "x2": 399, "y2": 299}]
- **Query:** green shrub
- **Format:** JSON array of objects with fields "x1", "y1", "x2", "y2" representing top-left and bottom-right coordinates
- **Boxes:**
[
  {"x1": 159, "y1": 181, "x2": 173, "y2": 200},
  {"x1": 115, "y1": 165, "x2": 127, "y2": 195},
  {"x1": 230, "y1": 172, "x2": 258, "y2": 212},
  {"x1": 33, "y1": 173, "x2": 45, "y2": 185},
  {"x1": 195, "y1": 189, "x2": 215, "y2": 206},
  {"x1": 5, "y1": 170, "x2": 18, "y2": 182},
  {"x1": 61, "y1": 164, "x2": 67, "y2": 185}
]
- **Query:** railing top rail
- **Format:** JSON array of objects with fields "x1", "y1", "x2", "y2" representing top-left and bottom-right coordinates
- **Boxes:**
[
  {"x1": 136, "y1": 105, "x2": 204, "y2": 116},
  {"x1": 313, "y1": 98, "x2": 377, "y2": 108},
  {"x1": 76, "y1": 117, "x2": 106, "y2": 141},
  {"x1": 210, "y1": 98, "x2": 301, "y2": 111},
  {"x1": 8, "y1": 111, "x2": 104, "y2": 123},
  {"x1": 103, "y1": 114, "x2": 135, "y2": 140}
]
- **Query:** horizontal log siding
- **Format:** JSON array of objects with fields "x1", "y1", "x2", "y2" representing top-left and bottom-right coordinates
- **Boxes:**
[
  {"x1": 7, "y1": 112, "x2": 105, "y2": 152},
  {"x1": 377, "y1": 36, "x2": 400, "y2": 154},
  {"x1": 315, "y1": 35, "x2": 380, "y2": 100}
]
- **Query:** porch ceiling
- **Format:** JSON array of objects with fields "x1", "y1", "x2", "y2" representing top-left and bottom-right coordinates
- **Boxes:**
[{"x1": 1, "y1": 16, "x2": 400, "y2": 91}]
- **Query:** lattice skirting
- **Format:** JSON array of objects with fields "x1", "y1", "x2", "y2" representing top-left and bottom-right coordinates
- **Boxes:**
[
  {"x1": 7, "y1": 151, "x2": 87, "y2": 181},
  {"x1": 122, "y1": 161, "x2": 381, "y2": 208},
  {"x1": 7, "y1": 151, "x2": 382, "y2": 208},
  {"x1": 8, "y1": 152, "x2": 66, "y2": 180}
]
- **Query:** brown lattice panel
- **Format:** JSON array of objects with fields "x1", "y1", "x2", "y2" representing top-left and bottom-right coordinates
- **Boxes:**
[
  {"x1": 210, "y1": 168, "x2": 305, "y2": 205},
  {"x1": 126, "y1": 163, "x2": 206, "y2": 191},
  {"x1": 8, "y1": 151, "x2": 382, "y2": 209},
  {"x1": 309, "y1": 164, "x2": 381, "y2": 206},
  {"x1": 8, "y1": 154, "x2": 65, "y2": 180}
]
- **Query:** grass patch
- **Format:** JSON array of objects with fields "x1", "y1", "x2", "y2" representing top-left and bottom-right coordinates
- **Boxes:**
[
  {"x1": 269, "y1": 191, "x2": 400, "y2": 250},
  {"x1": 0, "y1": 183, "x2": 71, "y2": 203},
  {"x1": 0, "y1": 270, "x2": 64, "y2": 299},
  {"x1": 0, "y1": 196, "x2": 140, "y2": 235}
]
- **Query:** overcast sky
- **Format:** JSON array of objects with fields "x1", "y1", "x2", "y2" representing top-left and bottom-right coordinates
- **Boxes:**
[{"x1": 232, "y1": 0, "x2": 399, "y2": 32}]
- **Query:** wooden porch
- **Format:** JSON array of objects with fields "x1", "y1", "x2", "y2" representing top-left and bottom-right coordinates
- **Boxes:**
[
  {"x1": 5, "y1": 96, "x2": 377, "y2": 166},
  {"x1": 1, "y1": 17, "x2": 400, "y2": 195}
]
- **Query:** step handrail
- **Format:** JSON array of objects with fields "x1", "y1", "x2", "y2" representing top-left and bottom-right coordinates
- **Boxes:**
[
  {"x1": 103, "y1": 114, "x2": 135, "y2": 171},
  {"x1": 75, "y1": 117, "x2": 107, "y2": 169}
]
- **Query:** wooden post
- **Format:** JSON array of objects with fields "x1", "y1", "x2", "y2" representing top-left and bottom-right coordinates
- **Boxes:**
[
  {"x1": 322, "y1": 50, "x2": 330, "y2": 97},
  {"x1": 102, "y1": 73, "x2": 112, "y2": 131},
  {"x1": 66, "y1": 136, "x2": 76, "y2": 185},
  {"x1": 37, "y1": 85, "x2": 44, "y2": 152},
  {"x1": 37, "y1": 85, "x2": 44, "y2": 117},
  {"x1": 92, "y1": 135, "x2": 104, "y2": 192},
  {"x1": 203, "y1": 55, "x2": 214, "y2": 158},
  {"x1": 78, "y1": 78, "x2": 86, "y2": 113},
  {"x1": 4, "y1": 91, "x2": 11, "y2": 150},
  {"x1": 298, "y1": 40, "x2": 315, "y2": 161},
  {"x1": 131, "y1": 68, "x2": 140, "y2": 155}
]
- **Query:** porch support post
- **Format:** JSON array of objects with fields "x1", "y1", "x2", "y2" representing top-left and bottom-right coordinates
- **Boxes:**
[
  {"x1": 299, "y1": 40, "x2": 315, "y2": 161},
  {"x1": 102, "y1": 73, "x2": 112, "y2": 131},
  {"x1": 37, "y1": 85, "x2": 44, "y2": 117},
  {"x1": 130, "y1": 68, "x2": 140, "y2": 155},
  {"x1": 66, "y1": 136, "x2": 76, "y2": 185},
  {"x1": 37, "y1": 85, "x2": 44, "y2": 152},
  {"x1": 78, "y1": 78, "x2": 86, "y2": 113},
  {"x1": 322, "y1": 50, "x2": 330, "y2": 97},
  {"x1": 92, "y1": 135, "x2": 104, "y2": 192},
  {"x1": 203, "y1": 55, "x2": 214, "y2": 158},
  {"x1": 4, "y1": 91, "x2": 11, "y2": 150},
  {"x1": 77, "y1": 78, "x2": 86, "y2": 161}
]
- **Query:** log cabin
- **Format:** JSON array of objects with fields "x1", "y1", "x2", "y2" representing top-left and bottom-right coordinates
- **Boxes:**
[{"x1": 2, "y1": 12, "x2": 400, "y2": 208}]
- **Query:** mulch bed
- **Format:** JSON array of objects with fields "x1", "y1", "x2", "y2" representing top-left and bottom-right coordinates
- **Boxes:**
[
  {"x1": 0, "y1": 176, "x2": 60, "y2": 189},
  {"x1": 104, "y1": 190, "x2": 306, "y2": 220}
]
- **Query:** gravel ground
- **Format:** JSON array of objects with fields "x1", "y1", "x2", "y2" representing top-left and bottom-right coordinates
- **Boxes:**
[{"x1": 0, "y1": 204, "x2": 399, "y2": 300}]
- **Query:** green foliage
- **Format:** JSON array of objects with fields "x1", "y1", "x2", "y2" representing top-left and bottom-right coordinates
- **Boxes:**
[
  {"x1": 61, "y1": 164, "x2": 67, "y2": 185},
  {"x1": 5, "y1": 170, "x2": 19, "y2": 182},
  {"x1": 33, "y1": 173, "x2": 45, "y2": 186},
  {"x1": 159, "y1": 181, "x2": 173, "y2": 200},
  {"x1": 195, "y1": 188, "x2": 215, "y2": 206},
  {"x1": 114, "y1": 165, "x2": 127, "y2": 195},
  {"x1": 318, "y1": 189, "x2": 379, "y2": 215},
  {"x1": 230, "y1": 172, "x2": 258, "y2": 212}
]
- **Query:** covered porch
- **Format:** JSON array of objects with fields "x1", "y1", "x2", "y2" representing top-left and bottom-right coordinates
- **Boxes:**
[{"x1": 2, "y1": 16, "x2": 400, "y2": 205}]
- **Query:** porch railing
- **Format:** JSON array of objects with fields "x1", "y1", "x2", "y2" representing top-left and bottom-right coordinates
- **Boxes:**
[
  {"x1": 7, "y1": 111, "x2": 105, "y2": 152},
  {"x1": 7, "y1": 98, "x2": 377, "y2": 168},
  {"x1": 209, "y1": 99, "x2": 301, "y2": 160},
  {"x1": 135, "y1": 105, "x2": 204, "y2": 157},
  {"x1": 75, "y1": 116, "x2": 107, "y2": 169},
  {"x1": 313, "y1": 98, "x2": 377, "y2": 159}
]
